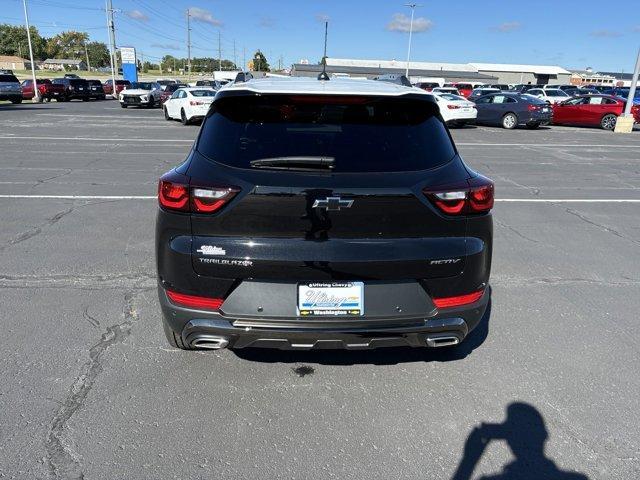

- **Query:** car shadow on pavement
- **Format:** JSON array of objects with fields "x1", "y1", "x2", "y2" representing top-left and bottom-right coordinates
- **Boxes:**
[
  {"x1": 232, "y1": 300, "x2": 491, "y2": 366},
  {"x1": 0, "y1": 105, "x2": 61, "y2": 111},
  {"x1": 451, "y1": 402, "x2": 589, "y2": 480}
]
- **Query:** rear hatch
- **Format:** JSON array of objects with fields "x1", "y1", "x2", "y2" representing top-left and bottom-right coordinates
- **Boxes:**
[
  {"x1": 184, "y1": 94, "x2": 471, "y2": 281},
  {"x1": 69, "y1": 79, "x2": 88, "y2": 93},
  {"x1": 0, "y1": 74, "x2": 21, "y2": 94},
  {"x1": 43, "y1": 81, "x2": 65, "y2": 95}
]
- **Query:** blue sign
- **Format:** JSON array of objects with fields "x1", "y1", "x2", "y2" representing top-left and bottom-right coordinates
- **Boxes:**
[{"x1": 120, "y1": 47, "x2": 138, "y2": 83}]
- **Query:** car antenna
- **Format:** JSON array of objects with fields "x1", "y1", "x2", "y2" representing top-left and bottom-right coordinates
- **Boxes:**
[{"x1": 317, "y1": 21, "x2": 330, "y2": 81}]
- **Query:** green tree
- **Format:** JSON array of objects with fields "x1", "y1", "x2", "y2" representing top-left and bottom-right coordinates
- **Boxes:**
[
  {"x1": 85, "y1": 41, "x2": 110, "y2": 69},
  {"x1": 161, "y1": 54, "x2": 178, "y2": 72},
  {"x1": 46, "y1": 30, "x2": 89, "y2": 59},
  {"x1": 251, "y1": 50, "x2": 270, "y2": 72},
  {"x1": 0, "y1": 24, "x2": 47, "y2": 60}
]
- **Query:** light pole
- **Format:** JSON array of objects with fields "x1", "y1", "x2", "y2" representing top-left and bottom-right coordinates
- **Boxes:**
[
  {"x1": 22, "y1": 0, "x2": 41, "y2": 103},
  {"x1": 615, "y1": 46, "x2": 640, "y2": 133},
  {"x1": 623, "y1": 47, "x2": 640, "y2": 117},
  {"x1": 404, "y1": 3, "x2": 421, "y2": 78}
]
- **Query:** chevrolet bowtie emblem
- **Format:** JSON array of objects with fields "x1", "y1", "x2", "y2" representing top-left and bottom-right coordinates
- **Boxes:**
[{"x1": 312, "y1": 197, "x2": 354, "y2": 211}]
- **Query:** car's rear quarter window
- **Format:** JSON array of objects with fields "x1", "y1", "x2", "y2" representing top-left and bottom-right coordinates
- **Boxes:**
[{"x1": 197, "y1": 95, "x2": 455, "y2": 173}]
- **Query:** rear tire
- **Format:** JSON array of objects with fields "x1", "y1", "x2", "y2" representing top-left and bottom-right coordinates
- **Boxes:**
[
  {"x1": 526, "y1": 122, "x2": 540, "y2": 129},
  {"x1": 148, "y1": 97, "x2": 155, "y2": 108},
  {"x1": 10, "y1": 97, "x2": 22, "y2": 104},
  {"x1": 502, "y1": 112, "x2": 517, "y2": 129},
  {"x1": 120, "y1": 103, "x2": 127, "y2": 108},
  {"x1": 164, "y1": 106, "x2": 171, "y2": 120},
  {"x1": 162, "y1": 320, "x2": 190, "y2": 350},
  {"x1": 600, "y1": 114, "x2": 617, "y2": 130},
  {"x1": 180, "y1": 108, "x2": 189, "y2": 125}
]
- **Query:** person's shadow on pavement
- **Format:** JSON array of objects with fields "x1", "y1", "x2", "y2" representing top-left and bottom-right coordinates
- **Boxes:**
[{"x1": 452, "y1": 402, "x2": 589, "y2": 480}]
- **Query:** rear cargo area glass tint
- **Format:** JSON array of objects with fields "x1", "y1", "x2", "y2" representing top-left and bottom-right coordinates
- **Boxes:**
[{"x1": 197, "y1": 95, "x2": 455, "y2": 172}]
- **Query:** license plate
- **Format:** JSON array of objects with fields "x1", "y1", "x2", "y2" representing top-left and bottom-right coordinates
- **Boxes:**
[
  {"x1": 53, "y1": 92, "x2": 58, "y2": 95},
  {"x1": 297, "y1": 282, "x2": 364, "y2": 316},
  {"x1": 542, "y1": 107, "x2": 549, "y2": 112}
]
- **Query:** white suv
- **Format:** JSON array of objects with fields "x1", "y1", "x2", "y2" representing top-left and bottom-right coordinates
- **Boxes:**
[{"x1": 119, "y1": 81, "x2": 163, "y2": 108}]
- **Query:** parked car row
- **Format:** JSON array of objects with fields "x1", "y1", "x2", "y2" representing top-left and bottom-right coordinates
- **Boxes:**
[{"x1": 426, "y1": 86, "x2": 639, "y2": 130}]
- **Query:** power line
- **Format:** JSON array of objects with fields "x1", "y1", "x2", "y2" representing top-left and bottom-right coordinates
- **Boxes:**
[{"x1": 29, "y1": 0, "x2": 102, "y2": 11}]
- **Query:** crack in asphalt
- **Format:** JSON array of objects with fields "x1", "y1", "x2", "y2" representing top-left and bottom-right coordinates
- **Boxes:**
[
  {"x1": 564, "y1": 207, "x2": 640, "y2": 247},
  {"x1": 0, "y1": 272, "x2": 156, "y2": 289},
  {"x1": 45, "y1": 290, "x2": 141, "y2": 479},
  {"x1": 1, "y1": 207, "x2": 74, "y2": 250},
  {"x1": 82, "y1": 306, "x2": 100, "y2": 329},
  {"x1": 494, "y1": 219, "x2": 540, "y2": 244},
  {"x1": 492, "y1": 275, "x2": 640, "y2": 287}
]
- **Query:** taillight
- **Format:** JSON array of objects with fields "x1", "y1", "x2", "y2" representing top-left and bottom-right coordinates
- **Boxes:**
[
  {"x1": 158, "y1": 178, "x2": 239, "y2": 214},
  {"x1": 424, "y1": 176, "x2": 494, "y2": 216},
  {"x1": 447, "y1": 104, "x2": 461, "y2": 109},
  {"x1": 158, "y1": 180, "x2": 189, "y2": 211},
  {"x1": 433, "y1": 289, "x2": 484, "y2": 309},
  {"x1": 527, "y1": 104, "x2": 541, "y2": 111},
  {"x1": 166, "y1": 289, "x2": 223, "y2": 311},
  {"x1": 191, "y1": 187, "x2": 238, "y2": 213},
  {"x1": 190, "y1": 100, "x2": 204, "y2": 106}
]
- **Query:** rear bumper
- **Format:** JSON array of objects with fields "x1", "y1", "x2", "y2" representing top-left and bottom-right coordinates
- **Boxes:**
[
  {"x1": 158, "y1": 284, "x2": 490, "y2": 350},
  {"x1": 0, "y1": 93, "x2": 21, "y2": 100}
]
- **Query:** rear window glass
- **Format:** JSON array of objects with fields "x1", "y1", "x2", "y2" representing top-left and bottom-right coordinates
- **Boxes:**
[
  {"x1": 191, "y1": 89, "x2": 216, "y2": 97},
  {"x1": 0, "y1": 75, "x2": 19, "y2": 82},
  {"x1": 70, "y1": 79, "x2": 87, "y2": 86},
  {"x1": 197, "y1": 95, "x2": 455, "y2": 173}
]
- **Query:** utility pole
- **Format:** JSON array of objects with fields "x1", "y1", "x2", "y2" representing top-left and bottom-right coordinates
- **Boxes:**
[
  {"x1": 218, "y1": 31, "x2": 222, "y2": 73},
  {"x1": 243, "y1": 46, "x2": 246, "y2": 72},
  {"x1": 233, "y1": 40, "x2": 237, "y2": 71},
  {"x1": 404, "y1": 3, "x2": 421, "y2": 78},
  {"x1": 106, "y1": 0, "x2": 117, "y2": 98},
  {"x1": 22, "y1": 0, "x2": 40, "y2": 103},
  {"x1": 84, "y1": 42, "x2": 91, "y2": 71},
  {"x1": 186, "y1": 9, "x2": 192, "y2": 81}
]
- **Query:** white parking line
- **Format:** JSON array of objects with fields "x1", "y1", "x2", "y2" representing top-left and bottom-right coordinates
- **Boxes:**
[
  {"x1": 35, "y1": 113, "x2": 165, "y2": 120},
  {"x1": 457, "y1": 143, "x2": 640, "y2": 148},
  {"x1": 0, "y1": 136, "x2": 192, "y2": 143},
  {"x1": 0, "y1": 195, "x2": 639, "y2": 203}
]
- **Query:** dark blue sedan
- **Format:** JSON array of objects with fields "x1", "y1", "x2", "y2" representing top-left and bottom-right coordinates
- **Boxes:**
[{"x1": 473, "y1": 92, "x2": 553, "y2": 129}]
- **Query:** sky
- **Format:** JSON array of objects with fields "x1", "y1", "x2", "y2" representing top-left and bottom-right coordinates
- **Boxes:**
[{"x1": 2, "y1": 0, "x2": 639, "y2": 72}]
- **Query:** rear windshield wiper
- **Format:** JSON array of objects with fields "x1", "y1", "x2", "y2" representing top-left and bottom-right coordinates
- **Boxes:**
[{"x1": 249, "y1": 156, "x2": 335, "y2": 171}]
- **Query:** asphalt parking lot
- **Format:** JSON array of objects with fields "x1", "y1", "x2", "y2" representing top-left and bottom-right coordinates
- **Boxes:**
[{"x1": 1, "y1": 99, "x2": 639, "y2": 479}]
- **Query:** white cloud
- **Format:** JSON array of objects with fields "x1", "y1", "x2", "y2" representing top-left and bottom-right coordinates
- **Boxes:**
[
  {"x1": 151, "y1": 43, "x2": 181, "y2": 51},
  {"x1": 590, "y1": 29, "x2": 622, "y2": 38},
  {"x1": 491, "y1": 21, "x2": 521, "y2": 33},
  {"x1": 386, "y1": 13, "x2": 433, "y2": 33},
  {"x1": 188, "y1": 7, "x2": 222, "y2": 27},
  {"x1": 315, "y1": 13, "x2": 330, "y2": 23},
  {"x1": 259, "y1": 16, "x2": 276, "y2": 28},
  {"x1": 126, "y1": 10, "x2": 148, "y2": 22}
]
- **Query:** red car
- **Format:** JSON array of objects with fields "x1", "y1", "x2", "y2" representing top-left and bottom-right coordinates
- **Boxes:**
[
  {"x1": 102, "y1": 79, "x2": 130, "y2": 96},
  {"x1": 552, "y1": 95, "x2": 640, "y2": 130},
  {"x1": 444, "y1": 82, "x2": 474, "y2": 98},
  {"x1": 21, "y1": 78, "x2": 65, "y2": 102},
  {"x1": 160, "y1": 83, "x2": 187, "y2": 104}
]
